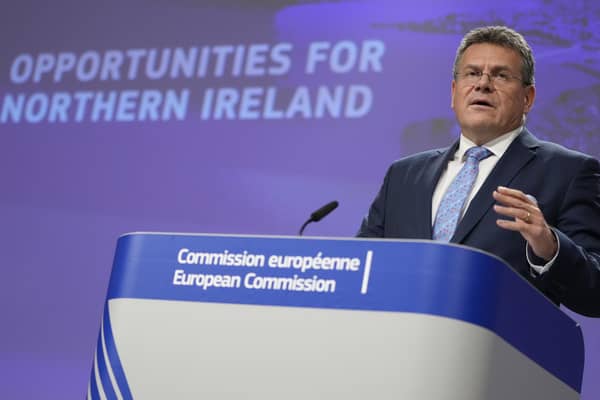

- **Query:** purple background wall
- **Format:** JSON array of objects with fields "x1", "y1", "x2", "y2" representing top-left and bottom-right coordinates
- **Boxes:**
[{"x1": 1, "y1": 0, "x2": 599, "y2": 398}]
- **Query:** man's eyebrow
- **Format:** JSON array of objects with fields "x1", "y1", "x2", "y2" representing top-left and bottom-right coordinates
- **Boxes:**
[
  {"x1": 461, "y1": 64, "x2": 481, "y2": 70},
  {"x1": 462, "y1": 63, "x2": 513, "y2": 71},
  {"x1": 489, "y1": 65, "x2": 513, "y2": 72}
]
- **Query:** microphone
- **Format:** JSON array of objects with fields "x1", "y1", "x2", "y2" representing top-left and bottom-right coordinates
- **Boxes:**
[{"x1": 298, "y1": 201, "x2": 339, "y2": 236}]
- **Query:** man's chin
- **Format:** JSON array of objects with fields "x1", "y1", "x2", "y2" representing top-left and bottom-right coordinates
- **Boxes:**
[
  {"x1": 459, "y1": 122, "x2": 506, "y2": 143},
  {"x1": 460, "y1": 119, "x2": 496, "y2": 134}
]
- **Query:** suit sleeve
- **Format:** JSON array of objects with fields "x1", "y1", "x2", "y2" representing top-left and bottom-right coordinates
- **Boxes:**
[
  {"x1": 356, "y1": 165, "x2": 392, "y2": 238},
  {"x1": 540, "y1": 156, "x2": 600, "y2": 317}
]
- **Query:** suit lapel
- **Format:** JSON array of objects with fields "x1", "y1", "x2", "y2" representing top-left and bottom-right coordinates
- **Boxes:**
[{"x1": 451, "y1": 129, "x2": 539, "y2": 243}]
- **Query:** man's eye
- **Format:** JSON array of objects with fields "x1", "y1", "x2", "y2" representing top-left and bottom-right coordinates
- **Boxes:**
[
  {"x1": 495, "y1": 72, "x2": 510, "y2": 81},
  {"x1": 465, "y1": 71, "x2": 480, "y2": 78}
]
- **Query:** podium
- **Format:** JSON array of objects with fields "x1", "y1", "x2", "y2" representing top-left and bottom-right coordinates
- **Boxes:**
[{"x1": 88, "y1": 233, "x2": 584, "y2": 399}]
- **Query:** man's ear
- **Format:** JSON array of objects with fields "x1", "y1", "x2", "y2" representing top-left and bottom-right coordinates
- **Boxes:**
[
  {"x1": 524, "y1": 85, "x2": 536, "y2": 113},
  {"x1": 451, "y1": 80, "x2": 456, "y2": 109}
]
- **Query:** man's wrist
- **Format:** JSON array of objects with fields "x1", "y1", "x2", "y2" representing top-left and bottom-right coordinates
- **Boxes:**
[{"x1": 527, "y1": 228, "x2": 560, "y2": 275}]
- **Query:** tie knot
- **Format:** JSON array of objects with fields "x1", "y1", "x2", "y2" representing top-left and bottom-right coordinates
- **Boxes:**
[{"x1": 465, "y1": 146, "x2": 492, "y2": 162}]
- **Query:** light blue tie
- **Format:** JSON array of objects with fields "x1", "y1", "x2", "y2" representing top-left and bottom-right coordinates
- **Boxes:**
[{"x1": 433, "y1": 146, "x2": 492, "y2": 241}]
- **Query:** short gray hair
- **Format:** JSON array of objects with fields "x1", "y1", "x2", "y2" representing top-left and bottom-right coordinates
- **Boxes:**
[{"x1": 453, "y1": 26, "x2": 535, "y2": 86}]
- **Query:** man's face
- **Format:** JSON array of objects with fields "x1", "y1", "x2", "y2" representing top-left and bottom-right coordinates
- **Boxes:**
[{"x1": 451, "y1": 43, "x2": 535, "y2": 144}]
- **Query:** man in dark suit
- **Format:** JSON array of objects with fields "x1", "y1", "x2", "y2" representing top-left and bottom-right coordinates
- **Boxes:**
[{"x1": 358, "y1": 26, "x2": 600, "y2": 317}]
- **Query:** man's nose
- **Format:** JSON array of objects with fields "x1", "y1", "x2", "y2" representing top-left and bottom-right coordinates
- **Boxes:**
[{"x1": 475, "y1": 72, "x2": 493, "y2": 91}]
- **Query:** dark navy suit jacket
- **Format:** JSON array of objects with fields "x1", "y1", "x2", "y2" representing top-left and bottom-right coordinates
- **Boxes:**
[{"x1": 358, "y1": 128, "x2": 600, "y2": 316}]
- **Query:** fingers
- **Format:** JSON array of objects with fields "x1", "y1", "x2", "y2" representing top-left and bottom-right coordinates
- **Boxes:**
[
  {"x1": 495, "y1": 217, "x2": 528, "y2": 232},
  {"x1": 495, "y1": 185, "x2": 529, "y2": 200},
  {"x1": 492, "y1": 186, "x2": 558, "y2": 261},
  {"x1": 493, "y1": 204, "x2": 536, "y2": 225},
  {"x1": 493, "y1": 186, "x2": 539, "y2": 224},
  {"x1": 493, "y1": 186, "x2": 537, "y2": 209}
]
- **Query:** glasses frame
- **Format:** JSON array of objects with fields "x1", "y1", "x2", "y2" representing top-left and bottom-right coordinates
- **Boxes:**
[{"x1": 456, "y1": 69, "x2": 525, "y2": 86}]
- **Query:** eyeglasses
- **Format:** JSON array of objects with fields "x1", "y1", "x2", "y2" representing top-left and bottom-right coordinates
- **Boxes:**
[{"x1": 456, "y1": 70, "x2": 523, "y2": 86}]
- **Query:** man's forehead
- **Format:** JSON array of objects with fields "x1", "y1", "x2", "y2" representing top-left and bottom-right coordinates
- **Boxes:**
[
  {"x1": 462, "y1": 43, "x2": 520, "y2": 59},
  {"x1": 460, "y1": 43, "x2": 521, "y2": 67}
]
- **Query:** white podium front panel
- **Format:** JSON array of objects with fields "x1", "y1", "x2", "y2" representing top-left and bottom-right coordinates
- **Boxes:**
[{"x1": 99, "y1": 299, "x2": 578, "y2": 400}]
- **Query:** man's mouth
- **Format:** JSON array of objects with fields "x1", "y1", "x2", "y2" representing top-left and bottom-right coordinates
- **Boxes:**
[{"x1": 469, "y1": 99, "x2": 494, "y2": 108}]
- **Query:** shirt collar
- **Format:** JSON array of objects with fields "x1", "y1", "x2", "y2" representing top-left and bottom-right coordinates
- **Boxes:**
[{"x1": 456, "y1": 126, "x2": 523, "y2": 161}]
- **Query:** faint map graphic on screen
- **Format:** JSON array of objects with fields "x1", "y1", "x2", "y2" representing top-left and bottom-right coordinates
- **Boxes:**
[{"x1": 372, "y1": 0, "x2": 600, "y2": 156}]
